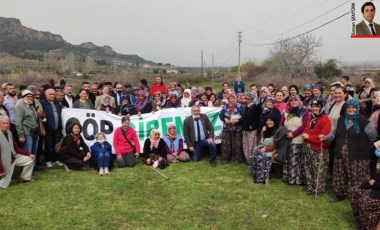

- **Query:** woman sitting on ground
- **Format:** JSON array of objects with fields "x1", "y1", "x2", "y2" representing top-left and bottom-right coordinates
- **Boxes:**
[
  {"x1": 249, "y1": 114, "x2": 279, "y2": 184},
  {"x1": 113, "y1": 116, "x2": 140, "y2": 168},
  {"x1": 163, "y1": 124, "x2": 190, "y2": 163},
  {"x1": 142, "y1": 129, "x2": 167, "y2": 169},
  {"x1": 59, "y1": 122, "x2": 91, "y2": 171},
  {"x1": 90, "y1": 132, "x2": 112, "y2": 176}
]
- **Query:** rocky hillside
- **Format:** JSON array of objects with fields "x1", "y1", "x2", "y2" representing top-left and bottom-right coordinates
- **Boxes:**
[{"x1": 0, "y1": 16, "x2": 153, "y2": 65}]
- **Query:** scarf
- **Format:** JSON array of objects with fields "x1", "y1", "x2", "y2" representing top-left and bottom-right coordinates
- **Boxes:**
[
  {"x1": 288, "y1": 107, "x2": 306, "y2": 117},
  {"x1": 149, "y1": 138, "x2": 160, "y2": 151},
  {"x1": 263, "y1": 124, "x2": 278, "y2": 139},
  {"x1": 344, "y1": 99, "x2": 361, "y2": 133},
  {"x1": 163, "y1": 133, "x2": 180, "y2": 153},
  {"x1": 134, "y1": 99, "x2": 148, "y2": 112},
  {"x1": 71, "y1": 133, "x2": 81, "y2": 145},
  {"x1": 310, "y1": 112, "x2": 322, "y2": 129}
]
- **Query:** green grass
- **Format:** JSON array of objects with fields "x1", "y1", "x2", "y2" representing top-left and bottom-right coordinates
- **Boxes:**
[{"x1": 0, "y1": 160, "x2": 355, "y2": 230}]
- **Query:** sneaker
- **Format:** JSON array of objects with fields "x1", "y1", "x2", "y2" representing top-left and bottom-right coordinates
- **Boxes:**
[
  {"x1": 46, "y1": 162, "x2": 53, "y2": 168},
  {"x1": 52, "y1": 161, "x2": 63, "y2": 167},
  {"x1": 104, "y1": 168, "x2": 110, "y2": 175},
  {"x1": 99, "y1": 168, "x2": 104, "y2": 176}
]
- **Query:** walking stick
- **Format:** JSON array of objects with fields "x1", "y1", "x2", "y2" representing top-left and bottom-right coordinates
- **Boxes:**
[
  {"x1": 315, "y1": 142, "x2": 324, "y2": 197},
  {"x1": 145, "y1": 165, "x2": 170, "y2": 180}
]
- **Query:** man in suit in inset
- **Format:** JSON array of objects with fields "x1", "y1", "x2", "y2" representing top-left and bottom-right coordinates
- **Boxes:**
[
  {"x1": 183, "y1": 105, "x2": 217, "y2": 167},
  {"x1": 356, "y1": 1, "x2": 380, "y2": 35}
]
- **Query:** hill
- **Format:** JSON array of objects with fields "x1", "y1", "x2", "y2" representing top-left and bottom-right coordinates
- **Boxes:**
[{"x1": 0, "y1": 17, "x2": 154, "y2": 72}]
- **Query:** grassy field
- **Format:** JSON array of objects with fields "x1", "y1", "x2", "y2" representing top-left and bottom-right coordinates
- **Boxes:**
[{"x1": 0, "y1": 158, "x2": 355, "y2": 230}]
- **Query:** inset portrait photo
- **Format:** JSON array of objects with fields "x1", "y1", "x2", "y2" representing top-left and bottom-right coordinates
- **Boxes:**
[{"x1": 351, "y1": 0, "x2": 380, "y2": 37}]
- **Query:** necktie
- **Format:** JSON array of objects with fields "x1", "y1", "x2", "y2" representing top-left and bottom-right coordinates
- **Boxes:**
[
  {"x1": 369, "y1": 24, "x2": 376, "y2": 35},
  {"x1": 195, "y1": 118, "x2": 201, "y2": 142}
]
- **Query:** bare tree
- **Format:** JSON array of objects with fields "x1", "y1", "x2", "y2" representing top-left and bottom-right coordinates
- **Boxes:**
[
  {"x1": 263, "y1": 34, "x2": 322, "y2": 78},
  {"x1": 83, "y1": 56, "x2": 96, "y2": 74}
]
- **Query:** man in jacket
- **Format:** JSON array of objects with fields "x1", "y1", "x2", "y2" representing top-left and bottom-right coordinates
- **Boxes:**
[{"x1": 183, "y1": 105, "x2": 217, "y2": 167}]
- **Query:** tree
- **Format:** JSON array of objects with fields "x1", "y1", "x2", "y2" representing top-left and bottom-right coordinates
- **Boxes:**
[
  {"x1": 314, "y1": 59, "x2": 342, "y2": 82},
  {"x1": 83, "y1": 56, "x2": 96, "y2": 74},
  {"x1": 263, "y1": 34, "x2": 322, "y2": 78}
]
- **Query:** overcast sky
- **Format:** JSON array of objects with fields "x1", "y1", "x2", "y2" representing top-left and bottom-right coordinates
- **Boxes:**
[{"x1": 1, "y1": 0, "x2": 379, "y2": 67}]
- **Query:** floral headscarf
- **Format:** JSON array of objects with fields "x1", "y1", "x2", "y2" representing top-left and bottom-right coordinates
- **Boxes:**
[{"x1": 344, "y1": 99, "x2": 361, "y2": 133}]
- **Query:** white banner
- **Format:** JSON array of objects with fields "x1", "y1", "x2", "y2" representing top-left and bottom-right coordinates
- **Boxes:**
[{"x1": 61, "y1": 107, "x2": 223, "y2": 153}]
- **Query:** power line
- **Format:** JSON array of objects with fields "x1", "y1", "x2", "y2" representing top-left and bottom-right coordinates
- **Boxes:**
[
  {"x1": 244, "y1": 0, "x2": 350, "y2": 42},
  {"x1": 242, "y1": 11, "x2": 349, "y2": 47},
  {"x1": 243, "y1": 0, "x2": 328, "y2": 37},
  {"x1": 217, "y1": 44, "x2": 238, "y2": 66}
]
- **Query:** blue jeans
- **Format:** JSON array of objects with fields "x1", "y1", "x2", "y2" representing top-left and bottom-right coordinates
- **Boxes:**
[
  {"x1": 193, "y1": 139, "x2": 217, "y2": 163},
  {"x1": 98, "y1": 152, "x2": 111, "y2": 169},
  {"x1": 23, "y1": 135, "x2": 39, "y2": 156}
]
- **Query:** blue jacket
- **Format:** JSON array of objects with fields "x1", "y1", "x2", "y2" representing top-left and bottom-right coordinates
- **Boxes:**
[
  {"x1": 42, "y1": 100, "x2": 62, "y2": 132},
  {"x1": 234, "y1": 80, "x2": 245, "y2": 94},
  {"x1": 90, "y1": 141, "x2": 113, "y2": 169}
]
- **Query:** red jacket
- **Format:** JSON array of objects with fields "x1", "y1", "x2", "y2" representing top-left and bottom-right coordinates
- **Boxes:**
[
  {"x1": 113, "y1": 127, "x2": 140, "y2": 156},
  {"x1": 303, "y1": 114, "x2": 331, "y2": 151},
  {"x1": 150, "y1": 84, "x2": 167, "y2": 96}
]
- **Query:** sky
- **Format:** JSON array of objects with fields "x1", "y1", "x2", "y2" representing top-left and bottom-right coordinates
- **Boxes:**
[{"x1": 1, "y1": 0, "x2": 380, "y2": 67}]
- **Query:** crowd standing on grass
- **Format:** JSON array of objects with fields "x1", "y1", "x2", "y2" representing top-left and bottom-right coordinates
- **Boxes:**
[{"x1": 0, "y1": 74, "x2": 379, "y2": 229}]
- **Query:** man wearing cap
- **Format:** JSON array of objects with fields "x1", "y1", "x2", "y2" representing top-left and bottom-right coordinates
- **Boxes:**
[{"x1": 15, "y1": 90, "x2": 40, "y2": 157}]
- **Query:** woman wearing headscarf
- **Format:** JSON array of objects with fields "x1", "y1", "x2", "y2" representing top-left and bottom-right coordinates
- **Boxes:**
[
  {"x1": 302, "y1": 99, "x2": 331, "y2": 195},
  {"x1": 358, "y1": 78, "x2": 377, "y2": 118},
  {"x1": 327, "y1": 99, "x2": 377, "y2": 202},
  {"x1": 303, "y1": 84, "x2": 314, "y2": 109},
  {"x1": 219, "y1": 93, "x2": 245, "y2": 164},
  {"x1": 164, "y1": 92, "x2": 181, "y2": 108},
  {"x1": 134, "y1": 90, "x2": 153, "y2": 116},
  {"x1": 151, "y1": 92, "x2": 164, "y2": 112},
  {"x1": 369, "y1": 91, "x2": 380, "y2": 175},
  {"x1": 180, "y1": 89, "x2": 193, "y2": 108},
  {"x1": 348, "y1": 148, "x2": 380, "y2": 230},
  {"x1": 258, "y1": 95, "x2": 281, "y2": 136},
  {"x1": 97, "y1": 95, "x2": 115, "y2": 113},
  {"x1": 241, "y1": 92, "x2": 262, "y2": 163},
  {"x1": 115, "y1": 96, "x2": 137, "y2": 116},
  {"x1": 163, "y1": 124, "x2": 190, "y2": 163},
  {"x1": 258, "y1": 86, "x2": 270, "y2": 109},
  {"x1": 248, "y1": 114, "x2": 279, "y2": 184},
  {"x1": 280, "y1": 95, "x2": 309, "y2": 185},
  {"x1": 142, "y1": 129, "x2": 167, "y2": 169}
]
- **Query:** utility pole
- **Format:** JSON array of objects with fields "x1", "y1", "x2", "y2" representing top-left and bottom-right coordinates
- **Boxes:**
[
  {"x1": 201, "y1": 49, "x2": 203, "y2": 77},
  {"x1": 237, "y1": 32, "x2": 242, "y2": 76},
  {"x1": 211, "y1": 54, "x2": 214, "y2": 85}
]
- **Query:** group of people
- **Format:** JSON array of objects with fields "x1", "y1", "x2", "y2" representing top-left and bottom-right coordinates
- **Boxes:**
[{"x1": 0, "y1": 74, "x2": 379, "y2": 229}]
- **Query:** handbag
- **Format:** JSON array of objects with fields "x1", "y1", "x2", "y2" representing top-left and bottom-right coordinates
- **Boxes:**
[
  {"x1": 39, "y1": 120, "x2": 46, "y2": 137},
  {"x1": 121, "y1": 128, "x2": 136, "y2": 153}
]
